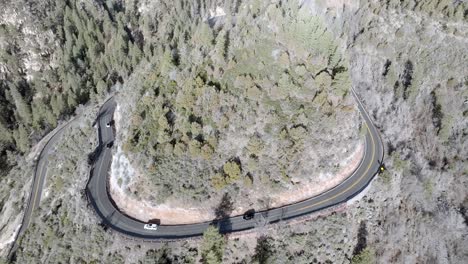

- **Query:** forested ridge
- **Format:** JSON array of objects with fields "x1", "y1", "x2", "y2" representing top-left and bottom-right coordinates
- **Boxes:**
[
  {"x1": 1, "y1": 0, "x2": 356, "y2": 200},
  {"x1": 0, "y1": 0, "x2": 145, "y2": 175},
  {"x1": 0, "y1": 0, "x2": 467, "y2": 263}
]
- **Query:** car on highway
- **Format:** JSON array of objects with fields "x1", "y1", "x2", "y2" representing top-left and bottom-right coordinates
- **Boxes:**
[
  {"x1": 243, "y1": 209, "x2": 255, "y2": 220},
  {"x1": 106, "y1": 141, "x2": 114, "y2": 148},
  {"x1": 106, "y1": 120, "x2": 114, "y2": 127},
  {"x1": 144, "y1": 223, "x2": 158, "y2": 231}
]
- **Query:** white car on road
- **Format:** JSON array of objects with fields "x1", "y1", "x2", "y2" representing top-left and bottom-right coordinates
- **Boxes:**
[{"x1": 144, "y1": 223, "x2": 158, "y2": 231}]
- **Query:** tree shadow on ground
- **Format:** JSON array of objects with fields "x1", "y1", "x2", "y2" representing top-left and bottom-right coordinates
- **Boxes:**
[{"x1": 214, "y1": 193, "x2": 234, "y2": 233}]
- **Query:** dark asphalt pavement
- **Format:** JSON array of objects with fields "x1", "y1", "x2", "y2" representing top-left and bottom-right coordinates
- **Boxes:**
[
  {"x1": 8, "y1": 115, "x2": 79, "y2": 258},
  {"x1": 85, "y1": 89, "x2": 384, "y2": 239},
  {"x1": 7, "y1": 88, "x2": 384, "y2": 258}
]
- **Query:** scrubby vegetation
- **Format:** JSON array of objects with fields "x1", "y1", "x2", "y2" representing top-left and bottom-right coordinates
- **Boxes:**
[
  {"x1": 118, "y1": 0, "x2": 358, "y2": 205},
  {"x1": 0, "y1": 0, "x2": 358, "y2": 260},
  {"x1": 351, "y1": 247, "x2": 375, "y2": 264},
  {"x1": 3, "y1": 0, "x2": 466, "y2": 263},
  {"x1": 364, "y1": 0, "x2": 467, "y2": 21},
  {"x1": 0, "y1": 0, "x2": 359, "y2": 228},
  {"x1": 344, "y1": 0, "x2": 468, "y2": 262}
]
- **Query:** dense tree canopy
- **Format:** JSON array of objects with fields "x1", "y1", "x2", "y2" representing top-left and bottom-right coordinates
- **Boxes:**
[{"x1": 0, "y1": 0, "x2": 145, "y2": 176}]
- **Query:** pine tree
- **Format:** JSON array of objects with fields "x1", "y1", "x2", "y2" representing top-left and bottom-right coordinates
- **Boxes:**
[
  {"x1": 32, "y1": 100, "x2": 46, "y2": 129},
  {"x1": 51, "y1": 94, "x2": 66, "y2": 117},
  {"x1": 130, "y1": 43, "x2": 143, "y2": 68},
  {"x1": 9, "y1": 84, "x2": 32, "y2": 125},
  {"x1": 196, "y1": 23, "x2": 214, "y2": 48},
  {"x1": 13, "y1": 124, "x2": 29, "y2": 153},
  {"x1": 67, "y1": 92, "x2": 77, "y2": 111},
  {"x1": 160, "y1": 49, "x2": 175, "y2": 76},
  {"x1": 45, "y1": 107, "x2": 57, "y2": 127},
  {"x1": 96, "y1": 79, "x2": 107, "y2": 95},
  {"x1": 213, "y1": 29, "x2": 227, "y2": 65},
  {"x1": 201, "y1": 226, "x2": 225, "y2": 264},
  {"x1": 0, "y1": 121, "x2": 12, "y2": 144}
]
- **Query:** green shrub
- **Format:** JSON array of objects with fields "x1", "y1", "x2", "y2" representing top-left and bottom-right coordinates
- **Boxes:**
[
  {"x1": 223, "y1": 161, "x2": 242, "y2": 183},
  {"x1": 423, "y1": 179, "x2": 434, "y2": 197},
  {"x1": 201, "y1": 226, "x2": 225, "y2": 264},
  {"x1": 211, "y1": 173, "x2": 227, "y2": 190},
  {"x1": 243, "y1": 174, "x2": 254, "y2": 188},
  {"x1": 351, "y1": 247, "x2": 375, "y2": 264},
  {"x1": 201, "y1": 144, "x2": 214, "y2": 160}
]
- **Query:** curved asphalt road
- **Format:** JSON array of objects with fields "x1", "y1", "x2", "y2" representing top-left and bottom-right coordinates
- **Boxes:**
[
  {"x1": 8, "y1": 115, "x2": 80, "y2": 259},
  {"x1": 85, "y1": 88, "x2": 384, "y2": 239}
]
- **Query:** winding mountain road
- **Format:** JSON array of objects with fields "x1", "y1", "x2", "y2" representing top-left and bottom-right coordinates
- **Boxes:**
[
  {"x1": 85, "y1": 88, "x2": 384, "y2": 239},
  {"x1": 8, "y1": 115, "x2": 80, "y2": 259},
  {"x1": 8, "y1": 87, "x2": 384, "y2": 258}
]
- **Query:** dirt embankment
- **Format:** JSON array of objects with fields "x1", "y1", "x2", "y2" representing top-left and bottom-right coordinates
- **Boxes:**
[{"x1": 109, "y1": 135, "x2": 364, "y2": 225}]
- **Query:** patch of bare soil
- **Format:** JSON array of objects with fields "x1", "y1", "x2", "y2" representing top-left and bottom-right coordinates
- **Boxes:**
[{"x1": 109, "y1": 183, "x2": 215, "y2": 224}]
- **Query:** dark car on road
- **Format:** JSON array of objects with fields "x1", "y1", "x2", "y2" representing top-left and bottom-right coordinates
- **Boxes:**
[
  {"x1": 106, "y1": 120, "x2": 115, "y2": 127},
  {"x1": 243, "y1": 209, "x2": 255, "y2": 220},
  {"x1": 106, "y1": 141, "x2": 114, "y2": 148}
]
